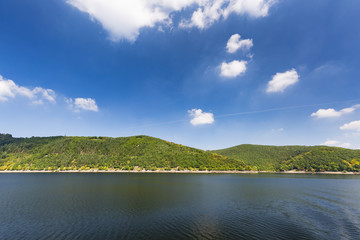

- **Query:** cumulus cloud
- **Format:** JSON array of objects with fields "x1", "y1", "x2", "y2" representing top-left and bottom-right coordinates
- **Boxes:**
[
  {"x1": 222, "y1": 0, "x2": 274, "y2": 18},
  {"x1": 0, "y1": 75, "x2": 56, "y2": 104},
  {"x1": 226, "y1": 34, "x2": 253, "y2": 53},
  {"x1": 266, "y1": 69, "x2": 299, "y2": 93},
  {"x1": 181, "y1": 0, "x2": 274, "y2": 29},
  {"x1": 220, "y1": 60, "x2": 247, "y2": 78},
  {"x1": 188, "y1": 108, "x2": 214, "y2": 125},
  {"x1": 66, "y1": 97, "x2": 99, "y2": 112},
  {"x1": 340, "y1": 120, "x2": 360, "y2": 132},
  {"x1": 180, "y1": 0, "x2": 226, "y2": 29},
  {"x1": 320, "y1": 140, "x2": 351, "y2": 148},
  {"x1": 0, "y1": 75, "x2": 99, "y2": 113},
  {"x1": 311, "y1": 105, "x2": 359, "y2": 118},
  {"x1": 67, "y1": 0, "x2": 275, "y2": 41}
]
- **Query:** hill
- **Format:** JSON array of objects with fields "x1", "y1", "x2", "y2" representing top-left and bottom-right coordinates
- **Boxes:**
[
  {"x1": 213, "y1": 144, "x2": 360, "y2": 172},
  {"x1": 2, "y1": 134, "x2": 360, "y2": 172},
  {"x1": 0, "y1": 134, "x2": 248, "y2": 171}
]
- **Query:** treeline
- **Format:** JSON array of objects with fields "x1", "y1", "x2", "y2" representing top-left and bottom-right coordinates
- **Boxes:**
[
  {"x1": 0, "y1": 134, "x2": 249, "y2": 171},
  {"x1": 213, "y1": 144, "x2": 360, "y2": 172}
]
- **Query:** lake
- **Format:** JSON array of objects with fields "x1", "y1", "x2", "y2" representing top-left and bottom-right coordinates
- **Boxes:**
[{"x1": 0, "y1": 173, "x2": 360, "y2": 239}]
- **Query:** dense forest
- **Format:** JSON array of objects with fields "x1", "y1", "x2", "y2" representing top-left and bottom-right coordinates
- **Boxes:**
[
  {"x1": 0, "y1": 134, "x2": 248, "y2": 171},
  {"x1": 1, "y1": 134, "x2": 360, "y2": 172},
  {"x1": 213, "y1": 144, "x2": 360, "y2": 172}
]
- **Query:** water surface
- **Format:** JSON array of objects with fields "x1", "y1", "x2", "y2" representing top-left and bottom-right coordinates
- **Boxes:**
[{"x1": 1, "y1": 173, "x2": 360, "y2": 239}]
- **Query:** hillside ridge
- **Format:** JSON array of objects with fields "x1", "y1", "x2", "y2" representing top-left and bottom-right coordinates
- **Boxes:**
[
  {"x1": 213, "y1": 144, "x2": 360, "y2": 172},
  {"x1": 1, "y1": 134, "x2": 360, "y2": 172},
  {"x1": 0, "y1": 134, "x2": 247, "y2": 171}
]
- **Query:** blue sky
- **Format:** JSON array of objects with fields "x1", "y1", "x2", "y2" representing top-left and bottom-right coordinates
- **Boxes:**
[{"x1": 1, "y1": 0, "x2": 360, "y2": 149}]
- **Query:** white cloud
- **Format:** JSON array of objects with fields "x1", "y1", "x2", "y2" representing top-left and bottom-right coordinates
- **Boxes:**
[
  {"x1": 320, "y1": 140, "x2": 351, "y2": 148},
  {"x1": 340, "y1": 120, "x2": 360, "y2": 132},
  {"x1": 181, "y1": 0, "x2": 274, "y2": 29},
  {"x1": 0, "y1": 75, "x2": 56, "y2": 104},
  {"x1": 321, "y1": 140, "x2": 340, "y2": 146},
  {"x1": 220, "y1": 60, "x2": 247, "y2": 78},
  {"x1": 0, "y1": 75, "x2": 99, "y2": 113},
  {"x1": 67, "y1": 97, "x2": 99, "y2": 112},
  {"x1": 311, "y1": 105, "x2": 359, "y2": 118},
  {"x1": 266, "y1": 69, "x2": 299, "y2": 93},
  {"x1": 340, "y1": 142, "x2": 352, "y2": 148},
  {"x1": 271, "y1": 127, "x2": 284, "y2": 132},
  {"x1": 67, "y1": 0, "x2": 275, "y2": 41},
  {"x1": 222, "y1": 0, "x2": 274, "y2": 18},
  {"x1": 188, "y1": 108, "x2": 214, "y2": 125},
  {"x1": 32, "y1": 88, "x2": 56, "y2": 104},
  {"x1": 226, "y1": 34, "x2": 253, "y2": 53},
  {"x1": 180, "y1": 0, "x2": 226, "y2": 29}
]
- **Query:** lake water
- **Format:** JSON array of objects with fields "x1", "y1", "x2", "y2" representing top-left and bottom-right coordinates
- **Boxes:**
[{"x1": 1, "y1": 173, "x2": 360, "y2": 240}]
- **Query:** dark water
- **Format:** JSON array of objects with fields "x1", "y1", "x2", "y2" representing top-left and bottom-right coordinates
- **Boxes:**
[{"x1": 1, "y1": 173, "x2": 360, "y2": 240}]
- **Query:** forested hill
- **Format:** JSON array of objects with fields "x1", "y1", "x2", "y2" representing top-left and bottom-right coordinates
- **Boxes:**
[
  {"x1": 213, "y1": 144, "x2": 360, "y2": 172},
  {"x1": 1, "y1": 133, "x2": 360, "y2": 172},
  {"x1": 0, "y1": 134, "x2": 248, "y2": 171}
]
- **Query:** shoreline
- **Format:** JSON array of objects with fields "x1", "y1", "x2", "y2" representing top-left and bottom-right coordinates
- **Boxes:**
[{"x1": 0, "y1": 170, "x2": 359, "y2": 175}]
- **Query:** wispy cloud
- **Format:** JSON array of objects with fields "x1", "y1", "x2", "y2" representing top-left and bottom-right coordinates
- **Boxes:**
[
  {"x1": 0, "y1": 74, "x2": 100, "y2": 113},
  {"x1": 311, "y1": 105, "x2": 359, "y2": 118},
  {"x1": 0, "y1": 75, "x2": 56, "y2": 104},
  {"x1": 271, "y1": 128, "x2": 284, "y2": 132},
  {"x1": 340, "y1": 120, "x2": 360, "y2": 132},
  {"x1": 320, "y1": 140, "x2": 351, "y2": 148}
]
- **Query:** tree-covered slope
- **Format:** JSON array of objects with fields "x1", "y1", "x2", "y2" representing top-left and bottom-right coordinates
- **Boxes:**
[
  {"x1": 0, "y1": 134, "x2": 248, "y2": 171},
  {"x1": 213, "y1": 144, "x2": 312, "y2": 170},
  {"x1": 280, "y1": 147, "x2": 360, "y2": 172},
  {"x1": 2, "y1": 134, "x2": 360, "y2": 172},
  {"x1": 213, "y1": 144, "x2": 360, "y2": 172}
]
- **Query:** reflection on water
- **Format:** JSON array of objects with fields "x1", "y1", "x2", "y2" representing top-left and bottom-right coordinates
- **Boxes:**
[{"x1": 1, "y1": 173, "x2": 360, "y2": 239}]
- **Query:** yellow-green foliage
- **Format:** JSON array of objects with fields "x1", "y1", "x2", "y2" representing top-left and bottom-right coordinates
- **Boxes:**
[
  {"x1": 213, "y1": 144, "x2": 312, "y2": 170},
  {"x1": 0, "y1": 134, "x2": 247, "y2": 171},
  {"x1": 214, "y1": 144, "x2": 360, "y2": 172},
  {"x1": 3, "y1": 133, "x2": 359, "y2": 172}
]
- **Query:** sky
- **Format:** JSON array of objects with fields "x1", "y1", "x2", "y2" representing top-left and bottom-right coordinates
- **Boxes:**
[{"x1": 1, "y1": 0, "x2": 360, "y2": 150}]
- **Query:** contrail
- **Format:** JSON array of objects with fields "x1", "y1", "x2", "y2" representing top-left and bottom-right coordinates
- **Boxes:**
[
  {"x1": 216, "y1": 99, "x2": 360, "y2": 119},
  {"x1": 123, "y1": 99, "x2": 360, "y2": 130}
]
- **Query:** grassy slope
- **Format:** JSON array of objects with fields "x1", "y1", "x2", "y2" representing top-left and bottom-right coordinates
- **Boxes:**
[
  {"x1": 213, "y1": 144, "x2": 360, "y2": 172},
  {"x1": 0, "y1": 134, "x2": 247, "y2": 171}
]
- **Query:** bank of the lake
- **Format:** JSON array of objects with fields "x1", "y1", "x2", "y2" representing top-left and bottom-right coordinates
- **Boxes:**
[{"x1": 1, "y1": 169, "x2": 360, "y2": 174}]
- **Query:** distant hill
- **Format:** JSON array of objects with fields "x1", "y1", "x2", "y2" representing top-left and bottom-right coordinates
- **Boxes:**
[
  {"x1": 213, "y1": 144, "x2": 360, "y2": 172},
  {"x1": 0, "y1": 134, "x2": 248, "y2": 171}
]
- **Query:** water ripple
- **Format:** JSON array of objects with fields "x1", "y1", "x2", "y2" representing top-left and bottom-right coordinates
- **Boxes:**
[{"x1": 1, "y1": 173, "x2": 360, "y2": 239}]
